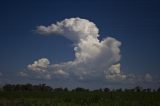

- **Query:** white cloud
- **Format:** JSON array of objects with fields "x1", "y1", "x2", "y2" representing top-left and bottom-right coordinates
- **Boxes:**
[
  {"x1": 19, "y1": 72, "x2": 28, "y2": 77},
  {"x1": 109, "y1": 64, "x2": 121, "y2": 74},
  {"x1": 27, "y1": 18, "x2": 124, "y2": 81},
  {"x1": 124, "y1": 73, "x2": 154, "y2": 84},
  {"x1": 27, "y1": 58, "x2": 50, "y2": 72},
  {"x1": 144, "y1": 73, "x2": 152, "y2": 82},
  {"x1": 105, "y1": 64, "x2": 126, "y2": 80},
  {"x1": 16, "y1": 17, "x2": 158, "y2": 88},
  {"x1": 26, "y1": 58, "x2": 53, "y2": 79},
  {"x1": 37, "y1": 18, "x2": 99, "y2": 42},
  {"x1": 54, "y1": 69, "x2": 69, "y2": 77}
]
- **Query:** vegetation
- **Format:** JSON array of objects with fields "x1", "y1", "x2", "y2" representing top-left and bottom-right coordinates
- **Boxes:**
[{"x1": 0, "y1": 84, "x2": 160, "y2": 106}]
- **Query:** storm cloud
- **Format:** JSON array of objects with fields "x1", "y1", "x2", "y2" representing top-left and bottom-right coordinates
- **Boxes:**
[{"x1": 26, "y1": 17, "x2": 125, "y2": 81}]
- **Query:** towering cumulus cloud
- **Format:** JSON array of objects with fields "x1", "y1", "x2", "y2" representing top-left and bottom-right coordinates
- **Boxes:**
[{"x1": 27, "y1": 18, "x2": 126, "y2": 81}]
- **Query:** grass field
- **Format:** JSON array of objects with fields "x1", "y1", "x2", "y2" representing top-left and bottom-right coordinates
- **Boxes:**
[{"x1": 0, "y1": 91, "x2": 160, "y2": 106}]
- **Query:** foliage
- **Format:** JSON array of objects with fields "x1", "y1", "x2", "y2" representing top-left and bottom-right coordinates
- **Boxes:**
[{"x1": 0, "y1": 84, "x2": 160, "y2": 106}]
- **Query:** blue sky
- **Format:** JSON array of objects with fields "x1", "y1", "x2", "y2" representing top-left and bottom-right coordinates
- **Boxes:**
[{"x1": 0, "y1": 0, "x2": 160, "y2": 89}]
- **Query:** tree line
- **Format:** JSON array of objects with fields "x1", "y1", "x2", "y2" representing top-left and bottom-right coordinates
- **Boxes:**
[{"x1": 1, "y1": 84, "x2": 160, "y2": 92}]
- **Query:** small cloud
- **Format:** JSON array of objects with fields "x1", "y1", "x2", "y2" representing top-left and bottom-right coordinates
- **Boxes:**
[
  {"x1": 144, "y1": 73, "x2": 152, "y2": 82},
  {"x1": 27, "y1": 58, "x2": 50, "y2": 72},
  {"x1": 19, "y1": 72, "x2": 28, "y2": 77},
  {"x1": 106, "y1": 74, "x2": 126, "y2": 80},
  {"x1": 105, "y1": 64, "x2": 126, "y2": 80},
  {"x1": 109, "y1": 64, "x2": 121, "y2": 74},
  {"x1": 54, "y1": 69, "x2": 69, "y2": 77},
  {"x1": 43, "y1": 74, "x2": 51, "y2": 80}
]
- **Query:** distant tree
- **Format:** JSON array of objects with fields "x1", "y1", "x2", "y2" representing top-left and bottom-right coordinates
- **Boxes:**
[
  {"x1": 93, "y1": 88, "x2": 103, "y2": 92},
  {"x1": 124, "y1": 89, "x2": 128, "y2": 92},
  {"x1": 74, "y1": 87, "x2": 84, "y2": 92},
  {"x1": 116, "y1": 88, "x2": 122, "y2": 92},
  {"x1": 124, "y1": 89, "x2": 132, "y2": 92},
  {"x1": 104, "y1": 88, "x2": 110, "y2": 92},
  {"x1": 3, "y1": 84, "x2": 53, "y2": 92},
  {"x1": 157, "y1": 87, "x2": 160, "y2": 92},
  {"x1": 3, "y1": 84, "x2": 13, "y2": 91},
  {"x1": 99, "y1": 88, "x2": 103, "y2": 92},
  {"x1": 72, "y1": 87, "x2": 89, "y2": 92},
  {"x1": 24, "y1": 83, "x2": 33, "y2": 91},
  {"x1": 142, "y1": 89, "x2": 147, "y2": 92},
  {"x1": 134, "y1": 86, "x2": 143, "y2": 92},
  {"x1": 54, "y1": 88, "x2": 64, "y2": 91},
  {"x1": 146, "y1": 88, "x2": 151, "y2": 92},
  {"x1": 152, "y1": 89, "x2": 156, "y2": 92},
  {"x1": 37, "y1": 84, "x2": 52, "y2": 91},
  {"x1": 0, "y1": 85, "x2": 2, "y2": 91},
  {"x1": 142, "y1": 88, "x2": 151, "y2": 92},
  {"x1": 64, "y1": 88, "x2": 68, "y2": 92},
  {"x1": 44, "y1": 86, "x2": 53, "y2": 91}
]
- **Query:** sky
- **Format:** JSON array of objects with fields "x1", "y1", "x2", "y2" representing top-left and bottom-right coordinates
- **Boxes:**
[{"x1": 0, "y1": 0, "x2": 160, "y2": 89}]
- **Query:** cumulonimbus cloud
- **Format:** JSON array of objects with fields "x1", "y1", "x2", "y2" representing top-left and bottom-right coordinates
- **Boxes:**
[
  {"x1": 14, "y1": 18, "x2": 157, "y2": 86},
  {"x1": 16, "y1": 18, "x2": 157, "y2": 88},
  {"x1": 20, "y1": 18, "x2": 154, "y2": 85},
  {"x1": 26, "y1": 17, "x2": 125, "y2": 80}
]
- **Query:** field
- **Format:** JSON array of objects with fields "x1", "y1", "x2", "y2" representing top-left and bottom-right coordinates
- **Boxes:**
[{"x1": 0, "y1": 91, "x2": 160, "y2": 106}]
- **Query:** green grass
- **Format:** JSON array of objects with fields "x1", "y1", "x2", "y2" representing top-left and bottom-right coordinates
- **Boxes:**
[{"x1": 0, "y1": 91, "x2": 160, "y2": 106}]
